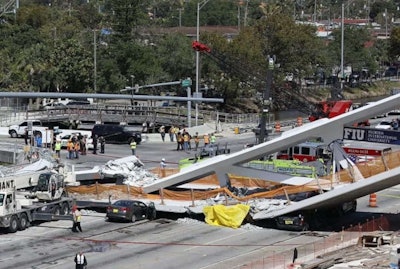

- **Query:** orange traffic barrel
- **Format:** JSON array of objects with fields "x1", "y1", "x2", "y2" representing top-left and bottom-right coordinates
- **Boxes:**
[
  {"x1": 369, "y1": 193, "x2": 377, "y2": 207},
  {"x1": 297, "y1": 117, "x2": 303, "y2": 126},
  {"x1": 275, "y1": 122, "x2": 281, "y2": 132}
]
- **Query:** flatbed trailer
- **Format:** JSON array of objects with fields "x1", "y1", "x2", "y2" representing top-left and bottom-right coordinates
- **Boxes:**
[{"x1": 0, "y1": 195, "x2": 74, "y2": 233}]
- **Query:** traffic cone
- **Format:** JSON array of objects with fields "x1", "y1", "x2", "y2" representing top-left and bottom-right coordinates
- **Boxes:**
[
  {"x1": 369, "y1": 193, "x2": 377, "y2": 207},
  {"x1": 297, "y1": 117, "x2": 303, "y2": 126},
  {"x1": 275, "y1": 121, "x2": 281, "y2": 132}
]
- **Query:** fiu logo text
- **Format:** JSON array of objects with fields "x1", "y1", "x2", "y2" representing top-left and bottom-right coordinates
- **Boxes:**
[{"x1": 343, "y1": 128, "x2": 365, "y2": 141}]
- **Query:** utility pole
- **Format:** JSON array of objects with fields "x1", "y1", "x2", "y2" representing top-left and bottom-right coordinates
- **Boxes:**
[
  {"x1": 196, "y1": 0, "x2": 211, "y2": 127},
  {"x1": 244, "y1": 0, "x2": 249, "y2": 27},
  {"x1": 340, "y1": 3, "x2": 344, "y2": 91},
  {"x1": 385, "y1": 8, "x2": 388, "y2": 39},
  {"x1": 258, "y1": 56, "x2": 274, "y2": 144},
  {"x1": 313, "y1": 0, "x2": 317, "y2": 22},
  {"x1": 93, "y1": 29, "x2": 97, "y2": 93},
  {"x1": 178, "y1": 8, "x2": 183, "y2": 27}
]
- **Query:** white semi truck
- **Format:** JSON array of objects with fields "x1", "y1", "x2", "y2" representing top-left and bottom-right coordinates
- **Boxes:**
[{"x1": 0, "y1": 170, "x2": 74, "y2": 233}]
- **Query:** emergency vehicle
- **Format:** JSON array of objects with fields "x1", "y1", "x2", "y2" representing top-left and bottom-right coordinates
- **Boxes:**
[{"x1": 276, "y1": 141, "x2": 327, "y2": 162}]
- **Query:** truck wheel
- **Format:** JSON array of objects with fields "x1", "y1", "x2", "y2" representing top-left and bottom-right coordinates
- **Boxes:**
[
  {"x1": 19, "y1": 214, "x2": 28, "y2": 230},
  {"x1": 10, "y1": 130, "x2": 17, "y2": 138},
  {"x1": 8, "y1": 216, "x2": 18, "y2": 233},
  {"x1": 61, "y1": 203, "x2": 70, "y2": 215},
  {"x1": 53, "y1": 206, "x2": 61, "y2": 216}
]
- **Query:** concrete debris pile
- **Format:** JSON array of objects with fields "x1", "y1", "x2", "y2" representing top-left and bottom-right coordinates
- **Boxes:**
[
  {"x1": 0, "y1": 158, "x2": 54, "y2": 177},
  {"x1": 100, "y1": 156, "x2": 160, "y2": 187},
  {"x1": 176, "y1": 218, "x2": 205, "y2": 225},
  {"x1": 247, "y1": 199, "x2": 289, "y2": 215}
]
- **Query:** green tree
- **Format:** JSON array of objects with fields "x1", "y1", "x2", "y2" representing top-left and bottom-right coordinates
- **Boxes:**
[
  {"x1": 327, "y1": 26, "x2": 376, "y2": 75},
  {"x1": 105, "y1": 0, "x2": 148, "y2": 36},
  {"x1": 389, "y1": 27, "x2": 400, "y2": 61},
  {"x1": 156, "y1": 33, "x2": 194, "y2": 80},
  {"x1": 50, "y1": 39, "x2": 93, "y2": 92}
]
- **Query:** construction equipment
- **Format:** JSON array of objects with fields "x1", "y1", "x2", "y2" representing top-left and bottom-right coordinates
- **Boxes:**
[
  {"x1": 0, "y1": 164, "x2": 74, "y2": 233},
  {"x1": 243, "y1": 158, "x2": 323, "y2": 178},
  {"x1": 309, "y1": 100, "x2": 370, "y2": 127}
]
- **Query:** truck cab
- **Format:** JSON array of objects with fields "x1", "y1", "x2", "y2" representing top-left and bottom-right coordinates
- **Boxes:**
[
  {"x1": 9, "y1": 120, "x2": 42, "y2": 138},
  {"x1": 0, "y1": 191, "x2": 18, "y2": 216},
  {"x1": 0, "y1": 189, "x2": 28, "y2": 232}
]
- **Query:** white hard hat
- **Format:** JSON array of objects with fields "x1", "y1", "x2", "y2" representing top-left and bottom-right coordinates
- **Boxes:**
[{"x1": 162, "y1": 158, "x2": 165, "y2": 161}]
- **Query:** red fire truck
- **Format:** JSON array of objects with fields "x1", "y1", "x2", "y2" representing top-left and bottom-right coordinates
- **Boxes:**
[{"x1": 276, "y1": 141, "x2": 327, "y2": 162}]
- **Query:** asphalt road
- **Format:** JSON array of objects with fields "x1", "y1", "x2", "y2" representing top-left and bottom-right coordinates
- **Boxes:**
[{"x1": 0, "y1": 212, "x2": 330, "y2": 269}]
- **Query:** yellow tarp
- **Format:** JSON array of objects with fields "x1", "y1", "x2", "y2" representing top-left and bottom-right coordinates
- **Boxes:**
[{"x1": 203, "y1": 204, "x2": 250, "y2": 229}]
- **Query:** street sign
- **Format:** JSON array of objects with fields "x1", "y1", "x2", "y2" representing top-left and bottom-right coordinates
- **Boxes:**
[{"x1": 182, "y1": 79, "x2": 192, "y2": 87}]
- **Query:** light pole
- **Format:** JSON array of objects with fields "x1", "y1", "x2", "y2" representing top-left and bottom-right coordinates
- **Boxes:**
[
  {"x1": 130, "y1": 75, "x2": 135, "y2": 89},
  {"x1": 93, "y1": 29, "x2": 97, "y2": 93},
  {"x1": 195, "y1": 0, "x2": 211, "y2": 127},
  {"x1": 258, "y1": 56, "x2": 275, "y2": 144},
  {"x1": 384, "y1": 8, "x2": 388, "y2": 39},
  {"x1": 340, "y1": 3, "x2": 344, "y2": 91}
]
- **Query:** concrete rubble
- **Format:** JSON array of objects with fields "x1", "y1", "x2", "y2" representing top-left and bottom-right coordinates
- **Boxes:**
[
  {"x1": 82, "y1": 155, "x2": 294, "y2": 215},
  {"x1": 100, "y1": 155, "x2": 160, "y2": 186}
]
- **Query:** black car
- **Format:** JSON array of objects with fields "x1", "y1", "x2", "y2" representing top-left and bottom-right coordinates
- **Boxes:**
[
  {"x1": 106, "y1": 200, "x2": 156, "y2": 222},
  {"x1": 92, "y1": 124, "x2": 142, "y2": 144},
  {"x1": 275, "y1": 214, "x2": 309, "y2": 231}
]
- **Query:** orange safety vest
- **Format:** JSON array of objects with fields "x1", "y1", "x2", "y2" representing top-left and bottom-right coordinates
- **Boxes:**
[
  {"x1": 204, "y1": 135, "x2": 210, "y2": 144},
  {"x1": 67, "y1": 141, "x2": 74, "y2": 151},
  {"x1": 74, "y1": 142, "x2": 80, "y2": 151}
]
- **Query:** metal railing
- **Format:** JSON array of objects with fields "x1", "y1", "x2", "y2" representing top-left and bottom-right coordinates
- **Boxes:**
[{"x1": 0, "y1": 105, "x2": 264, "y2": 127}]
